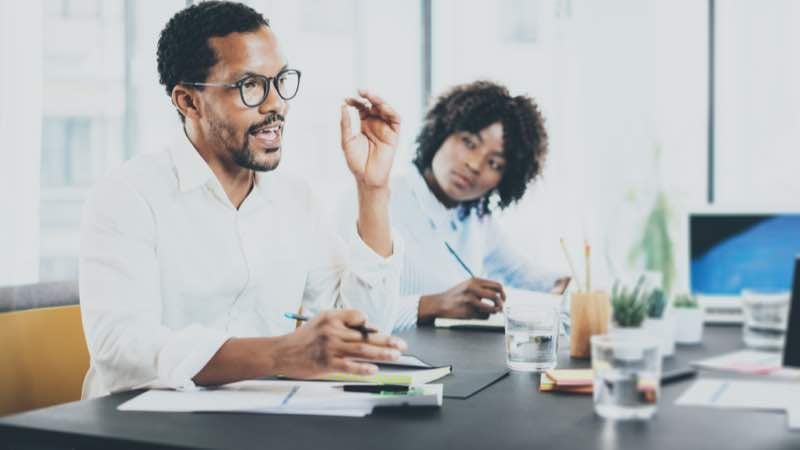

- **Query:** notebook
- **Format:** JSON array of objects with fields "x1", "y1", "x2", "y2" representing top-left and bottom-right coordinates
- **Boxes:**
[{"x1": 318, "y1": 364, "x2": 452, "y2": 385}]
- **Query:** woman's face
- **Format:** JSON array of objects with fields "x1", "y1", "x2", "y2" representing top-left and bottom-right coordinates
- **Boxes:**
[{"x1": 428, "y1": 122, "x2": 506, "y2": 206}]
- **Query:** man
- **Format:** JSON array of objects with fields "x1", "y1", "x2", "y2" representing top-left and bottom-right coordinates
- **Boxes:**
[{"x1": 79, "y1": 1, "x2": 406, "y2": 398}]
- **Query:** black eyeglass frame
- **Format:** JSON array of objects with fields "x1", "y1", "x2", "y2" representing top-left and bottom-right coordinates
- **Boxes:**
[{"x1": 181, "y1": 69, "x2": 302, "y2": 107}]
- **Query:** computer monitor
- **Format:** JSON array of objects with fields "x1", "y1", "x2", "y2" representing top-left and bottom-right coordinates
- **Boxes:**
[
  {"x1": 784, "y1": 257, "x2": 800, "y2": 368},
  {"x1": 688, "y1": 211, "x2": 800, "y2": 322}
]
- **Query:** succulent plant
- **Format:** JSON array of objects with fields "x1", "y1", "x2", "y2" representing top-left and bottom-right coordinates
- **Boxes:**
[
  {"x1": 673, "y1": 293, "x2": 699, "y2": 309},
  {"x1": 611, "y1": 276, "x2": 649, "y2": 328},
  {"x1": 646, "y1": 288, "x2": 667, "y2": 319}
]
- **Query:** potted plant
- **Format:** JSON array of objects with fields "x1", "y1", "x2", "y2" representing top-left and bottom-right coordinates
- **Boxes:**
[
  {"x1": 610, "y1": 277, "x2": 648, "y2": 336},
  {"x1": 642, "y1": 288, "x2": 675, "y2": 357},
  {"x1": 673, "y1": 293, "x2": 703, "y2": 344}
]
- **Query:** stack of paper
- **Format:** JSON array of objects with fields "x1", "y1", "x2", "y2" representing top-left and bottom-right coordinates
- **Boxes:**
[
  {"x1": 676, "y1": 378, "x2": 800, "y2": 430},
  {"x1": 691, "y1": 350, "x2": 783, "y2": 375},
  {"x1": 539, "y1": 369, "x2": 593, "y2": 394},
  {"x1": 118, "y1": 380, "x2": 443, "y2": 417}
]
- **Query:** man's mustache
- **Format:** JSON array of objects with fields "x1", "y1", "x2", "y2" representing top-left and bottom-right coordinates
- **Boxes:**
[{"x1": 247, "y1": 113, "x2": 285, "y2": 134}]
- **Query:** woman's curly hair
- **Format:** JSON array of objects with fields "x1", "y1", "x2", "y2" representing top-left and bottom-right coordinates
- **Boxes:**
[
  {"x1": 413, "y1": 81, "x2": 548, "y2": 219},
  {"x1": 156, "y1": 1, "x2": 269, "y2": 121}
]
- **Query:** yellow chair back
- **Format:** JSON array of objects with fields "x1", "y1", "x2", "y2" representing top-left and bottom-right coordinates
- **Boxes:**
[{"x1": 0, "y1": 305, "x2": 89, "y2": 416}]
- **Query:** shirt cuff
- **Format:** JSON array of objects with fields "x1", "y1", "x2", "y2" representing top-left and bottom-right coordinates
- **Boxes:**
[
  {"x1": 157, "y1": 324, "x2": 231, "y2": 391},
  {"x1": 346, "y1": 223, "x2": 405, "y2": 288}
]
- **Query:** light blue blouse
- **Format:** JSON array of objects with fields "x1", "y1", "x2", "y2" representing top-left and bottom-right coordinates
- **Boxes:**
[{"x1": 382, "y1": 166, "x2": 565, "y2": 331}]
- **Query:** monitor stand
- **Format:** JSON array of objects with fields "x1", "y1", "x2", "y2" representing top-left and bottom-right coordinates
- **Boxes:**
[{"x1": 698, "y1": 295, "x2": 744, "y2": 324}]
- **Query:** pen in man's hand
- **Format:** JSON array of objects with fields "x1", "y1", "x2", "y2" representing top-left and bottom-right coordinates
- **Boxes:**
[{"x1": 283, "y1": 312, "x2": 377, "y2": 340}]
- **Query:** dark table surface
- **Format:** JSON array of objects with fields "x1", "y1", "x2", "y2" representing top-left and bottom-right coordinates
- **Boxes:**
[{"x1": 1, "y1": 325, "x2": 798, "y2": 450}]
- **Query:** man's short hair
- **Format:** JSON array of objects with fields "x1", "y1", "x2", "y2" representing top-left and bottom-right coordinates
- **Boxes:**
[
  {"x1": 157, "y1": 1, "x2": 269, "y2": 120},
  {"x1": 412, "y1": 80, "x2": 549, "y2": 218}
]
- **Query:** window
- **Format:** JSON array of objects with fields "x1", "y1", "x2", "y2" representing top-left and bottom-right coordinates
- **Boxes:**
[
  {"x1": 715, "y1": 0, "x2": 800, "y2": 205},
  {"x1": 431, "y1": 0, "x2": 708, "y2": 291},
  {"x1": 36, "y1": 0, "x2": 421, "y2": 281},
  {"x1": 38, "y1": 1, "x2": 183, "y2": 281}
]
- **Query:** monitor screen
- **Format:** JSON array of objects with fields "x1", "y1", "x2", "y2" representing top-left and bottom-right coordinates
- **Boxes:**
[
  {"x1": 690, "y1": 213, "x2": 800, "y2": 295},
  {"x1": 784, "y1": 257, "x2": 800, "y2": 368}
]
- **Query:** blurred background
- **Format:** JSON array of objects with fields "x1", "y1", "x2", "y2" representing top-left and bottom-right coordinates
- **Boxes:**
[{"x1": 1, "y1": 0, "x2": 798, "y2": 294}]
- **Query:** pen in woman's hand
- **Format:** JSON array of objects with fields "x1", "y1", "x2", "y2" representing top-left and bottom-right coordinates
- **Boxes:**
[{"x1": 283, "y1": 312, "x2": 378, "y2": 340}]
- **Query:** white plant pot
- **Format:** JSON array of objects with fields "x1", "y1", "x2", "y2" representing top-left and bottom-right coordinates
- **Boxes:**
[
  {"x1": 642, "y1": 316, "x2": 676, "y2": 357},
  {"x1": 674, "y1": 308, "x2": 704, "y2": 344},
  {"x1": 606, "y1": 326, "x2": 647, "y2": 360}
]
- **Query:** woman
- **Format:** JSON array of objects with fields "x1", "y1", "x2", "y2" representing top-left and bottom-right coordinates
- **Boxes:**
[{"x1": 337, "y1": 80, "x2": 568, "y2": 331}]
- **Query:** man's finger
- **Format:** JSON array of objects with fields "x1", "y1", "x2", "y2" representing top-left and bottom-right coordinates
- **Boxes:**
[
  {"x1": 362, "y1": 333, "x2": 407, "y2": 351},
  {"x1": 356, "y1": 90, "x2": 400, "y2": 126},
  {"x1": 345, "y1": 97, "x2": 371, "y2": 114},
  {"x1": 329, "y1": 358, "x2": 378, "y2": 376},
  {"x1": 340, "y1": 104, "x2": 353, "y2": 149},
  {"x1": 335, "y1": 341, "x2": 402, "y2": 362}
]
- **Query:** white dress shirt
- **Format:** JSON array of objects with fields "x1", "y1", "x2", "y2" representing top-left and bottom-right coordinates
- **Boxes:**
[
  {"x1": 79, "y1": 130, "x2": 403, "y2": 398},
  {"x1": 338, "y1": 165, "x2": 563, "y2": 331}
]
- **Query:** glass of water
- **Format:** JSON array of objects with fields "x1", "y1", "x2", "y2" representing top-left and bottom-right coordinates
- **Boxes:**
[
  {"x1": 741, "y1": 290, "x2": 790, "y2": 350},
  {"x1": 504, "y1": 304, "x2": 560, "y2": 371},
  {"x1": 591, "y1": 334, "x2": 661, "y2": 420}
]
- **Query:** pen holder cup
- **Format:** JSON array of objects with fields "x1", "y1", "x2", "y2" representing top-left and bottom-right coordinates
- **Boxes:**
[{"x1": 570, "y1": 291, "x2": 611, "y2": 359}]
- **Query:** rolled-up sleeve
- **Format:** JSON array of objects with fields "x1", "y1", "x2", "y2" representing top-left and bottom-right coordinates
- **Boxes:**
[
  {"x1": 301, "y1": 199, "x2": 404, "y2": 334},
  {"x1": 79, "y1": 177, "x2": 229, "y2": 397}
]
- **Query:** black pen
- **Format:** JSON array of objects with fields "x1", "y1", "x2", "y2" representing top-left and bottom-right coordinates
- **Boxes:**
[
  {"x1": 660, "y1": 367, "x2": 698, "y2": 385},
  {"x1": 283, "y1": 312, "x2": 377, "y2": 340},
  {"x1": 337, "y1": 384, "x2": 409, "y2": 393}
]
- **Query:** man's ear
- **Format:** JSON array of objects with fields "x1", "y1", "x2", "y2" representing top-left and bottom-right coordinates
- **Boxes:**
[{"x1": 171, "y1": 85, "x2": 202, "y2": 121}]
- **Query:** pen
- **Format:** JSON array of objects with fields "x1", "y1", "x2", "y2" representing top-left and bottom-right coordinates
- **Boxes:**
[
  {"x1": 283, "y1": 312, "x2": 378, "y2": 340},
  {"x1": 337, "y1": 384, "x2": 409, "y2": 393},
  {"x1": 444, "y1": 241, "x2": 475, "y2": 278},
  {"x1": 660, "y1": 367, "x2": 698, "y2": 385},
  {"x1": 584, "y1": 240, "x2": 591, "y2": 292},
  {"x1": 559, "y1": 238, "x2": 583, "y2": 293}
]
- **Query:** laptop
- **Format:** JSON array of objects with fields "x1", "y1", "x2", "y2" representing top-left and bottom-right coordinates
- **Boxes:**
[
  {"x1": 687, "y1": 210, "x2": 800, "y2": 323},
  {"x1": 784, "y1": 257, "x2": 800, "y2": 368}
]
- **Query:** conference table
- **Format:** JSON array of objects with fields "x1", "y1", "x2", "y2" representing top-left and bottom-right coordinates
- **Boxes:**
[{"x1": 1, "y1": 325, "x2": 798, "y2": 449}]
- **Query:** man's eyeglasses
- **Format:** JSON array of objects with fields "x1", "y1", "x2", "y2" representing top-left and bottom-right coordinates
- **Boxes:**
[{"x1": 182, "y1": 69, "x2": 301, "y2": 107}]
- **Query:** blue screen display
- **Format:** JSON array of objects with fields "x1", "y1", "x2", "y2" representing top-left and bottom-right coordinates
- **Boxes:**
[{"x1": 690, "y1": 214, "x2": 800, "y2": 295}]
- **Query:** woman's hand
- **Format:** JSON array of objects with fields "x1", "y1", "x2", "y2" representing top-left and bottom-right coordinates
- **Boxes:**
[{"x1": 417, "y1": 278, "x2": 506, "y2": 325}]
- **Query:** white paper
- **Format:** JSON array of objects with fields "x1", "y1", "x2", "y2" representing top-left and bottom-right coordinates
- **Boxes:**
[
  {"x1": 676, "y1": 378, "x2": 800, "y2": 411},
  {"x1": 118, "y1": 380, "x2": 443, "y2": 415},
  {"x1": 787, "y1": 408, "x2": 800, "y2": 430},
  {"x1": 118, "y1": 383, "x2": 295, "y2": 412},
  {"x1": 691, "y1": 350, "x2": 783, "y2": 375}
]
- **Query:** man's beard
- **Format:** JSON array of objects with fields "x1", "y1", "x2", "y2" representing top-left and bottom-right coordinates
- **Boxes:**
[{"x1": 211, "y1": 113, "x2": 285, "y2": 172}]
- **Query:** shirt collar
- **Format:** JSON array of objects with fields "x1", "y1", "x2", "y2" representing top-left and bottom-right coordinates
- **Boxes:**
[
  {"x1": 408, "y1": 165, "x2": 462, "y2": 232},
  {"x1": 169, "y1": 127, "x2": 217, "y2": 193}
]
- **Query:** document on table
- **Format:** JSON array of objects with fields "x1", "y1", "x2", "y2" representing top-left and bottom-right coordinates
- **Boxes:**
[
  {"x1": 676, "y1": 378, "x2": 800, "y2": 409},
  {"x1": 676, "y1": 378, "x2": 800, "y2": 429},
  {"x1": 118, "y1": 380, "x2": 443, "y2": 417},
  {"x1": 690, "y1": 350, "x2": 784, "y2": 375},
  {"x1": 788, "y1": 408, "x2": 800, "y2": 430}
]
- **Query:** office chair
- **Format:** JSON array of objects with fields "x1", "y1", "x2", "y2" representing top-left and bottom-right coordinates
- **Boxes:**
[{"x1": 0, "y1": 305, "x2": 89, "y2": 416}]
